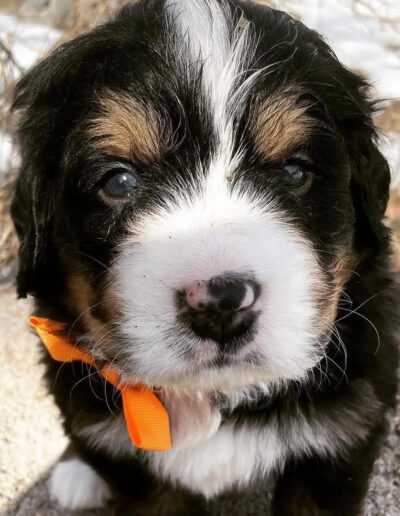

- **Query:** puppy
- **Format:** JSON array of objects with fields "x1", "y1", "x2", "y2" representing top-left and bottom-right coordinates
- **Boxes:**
[{"x1": 11, "y1": 1, "x2": 398, "y2": 514}]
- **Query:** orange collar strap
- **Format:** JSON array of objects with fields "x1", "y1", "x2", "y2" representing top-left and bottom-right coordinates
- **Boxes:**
[{"x1": 29, "y1": 316, "x2": 171, "y2": 452}]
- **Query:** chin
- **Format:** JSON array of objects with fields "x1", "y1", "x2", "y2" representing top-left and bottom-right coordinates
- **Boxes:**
[{"x1": 11, "y1": 1, "x2": 398, "y2": 514}]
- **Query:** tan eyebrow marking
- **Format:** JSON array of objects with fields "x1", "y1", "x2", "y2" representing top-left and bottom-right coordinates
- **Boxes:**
[
  {"x1": 88, "y1": 90, "x2": 172, "y2": 164},
  {"x1": 253, "y1": 88, "x2": 315, "y2": 162}
]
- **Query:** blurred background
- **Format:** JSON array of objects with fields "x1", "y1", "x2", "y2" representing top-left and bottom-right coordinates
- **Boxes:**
[{"x1": 0, "y1": 1, "x2": 399, "y2": 515}]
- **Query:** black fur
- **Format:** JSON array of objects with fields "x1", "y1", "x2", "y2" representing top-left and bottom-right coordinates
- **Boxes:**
[{"x1": 11, "y1": 1, "x2": 398, "y2": 514}]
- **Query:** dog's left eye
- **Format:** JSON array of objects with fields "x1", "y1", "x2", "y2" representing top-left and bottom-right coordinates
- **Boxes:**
[{"x1": 103, "y1": 170, "x2": 137, "y2": 198}]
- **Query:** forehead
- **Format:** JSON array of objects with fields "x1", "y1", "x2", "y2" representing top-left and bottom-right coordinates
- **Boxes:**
[{"x1": 85, "y1": 0, "x2": 322, "y2": 165}]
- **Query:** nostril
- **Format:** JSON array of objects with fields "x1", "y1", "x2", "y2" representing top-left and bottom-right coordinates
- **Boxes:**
[
  {"x1": 238, "y1": 283, "x2": 257, "y2": 311},
  {"x1": 184, "y1": 280, "x2": 210, "y2": 312}
]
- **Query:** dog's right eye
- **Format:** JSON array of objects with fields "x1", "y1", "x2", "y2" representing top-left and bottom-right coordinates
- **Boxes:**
[{"x1": 102, "y1": 170, "x2": 137, "y2": 199}]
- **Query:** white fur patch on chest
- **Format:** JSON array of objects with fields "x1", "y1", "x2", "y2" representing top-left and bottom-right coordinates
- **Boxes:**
[
  {"x1": 77, "y1": 407, "x2": 283, "y2": 498},
  {"x1": 75, "y1": 382, "x2": 378, "y2": 498},
  {"x1": 147, "y1": 419, "x2": 283, "y2": 498}
]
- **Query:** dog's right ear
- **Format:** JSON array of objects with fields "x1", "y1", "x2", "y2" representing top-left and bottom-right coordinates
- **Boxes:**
[
  {"x1": 10, "y1": 165, "x2": 56, "y2": 298},
  {"x1": 10, "y1": 26, "x2": 98, "y2": 297},
  {"x1": 9, "y1": 43, "x2": 70, "y2": 298}
]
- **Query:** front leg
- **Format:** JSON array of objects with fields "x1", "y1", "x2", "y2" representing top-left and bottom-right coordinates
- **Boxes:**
[
  {"x1": 55, "y1": 440, "x2": 207, "y2": 516},
  {"x1": 49, "y1": 444, "x2": 112, "y2": 511},
  {"x1": 272, "y1": 438, "x2": 381, "y2": 516}
]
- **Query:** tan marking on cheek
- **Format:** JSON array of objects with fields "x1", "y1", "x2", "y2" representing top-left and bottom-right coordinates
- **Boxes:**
[
  {"x1": 88, "y1": 90, "x2": 172, "y2": 163},
  {"x1": 65, "y1": 275, "x2": 97, "y2": 317},
  {"x1": 323, "y1": 252, "x2": 359, "y2": 323},
  {"x1": 253, "y1": 88, "x2": 315, "y2": 162},
  {"x1": 332, "y1": 252, "x2": 358, "y2": 291},
  {"x1": 65, "y1": 275, "x2": 120, "y2": 354}
]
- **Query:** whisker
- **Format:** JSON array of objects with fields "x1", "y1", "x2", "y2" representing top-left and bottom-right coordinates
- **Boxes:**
[
  {"x1": 67, "y1": 301, "x2": 107, "y2": 338},
  {"x1": 336, "y1": 307, "x2": 381, "y2": 355},
  {"x1": 314, "y1": 314, "x2": 348, "y2": 387},
  {"x1": 65, "y1": 247, "x2": 117, "y2": 279},
  {"x1": 69, "y1": 368, "x2": 100, "y2": 398},
  {"x1": 335, "y1": 290, "x2": 386, "y2": 324}
]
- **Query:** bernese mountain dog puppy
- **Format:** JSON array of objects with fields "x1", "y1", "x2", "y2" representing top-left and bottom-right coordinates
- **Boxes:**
[{"x1": 10, "y1": 0, "x2": 399, "y2": 514}]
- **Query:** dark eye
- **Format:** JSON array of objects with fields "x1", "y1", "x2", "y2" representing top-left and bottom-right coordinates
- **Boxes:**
[
  {"x1": 102, "y1": 170, "x2": 137, "y2": 198},
  {"x1": 281, "y1": 161, "x2": 308, "y2": 187}
]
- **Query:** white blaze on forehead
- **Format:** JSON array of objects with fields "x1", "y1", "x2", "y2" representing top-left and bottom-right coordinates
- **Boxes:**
[
  {"x1": 166, "y1": 0, "x2": 232, "y2": 98},
  {"x1": 165, "y1": 0, "x2": 258, "y2": 172}
]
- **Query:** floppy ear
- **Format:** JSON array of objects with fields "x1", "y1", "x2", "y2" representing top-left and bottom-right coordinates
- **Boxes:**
[
  {"x1": 348, "y1": 129, "x2": 391, "y2": 252},
  {"x1": 9, "y1": 27, "x2": 100, "y2": 298},
  {"x1": 309, "y1": 52, "x2": 391, "y2": 254},
  {"x1": 9, "y1": 43, "x2": 70, "y2": 298},
  {"x1": 10, "y1": 165, "x2": 57, "y2": 298}
]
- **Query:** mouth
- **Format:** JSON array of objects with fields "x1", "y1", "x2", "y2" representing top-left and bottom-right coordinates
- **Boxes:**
[
  {"x1": 207, "y1": 350, "x2": 260, "y2": 369},
  {"x1": 178, "y1": 306, "x2": 259, "y2": 353},
  {"x1": 172, "y1": 334, "x2": 267, "y2": 386}
]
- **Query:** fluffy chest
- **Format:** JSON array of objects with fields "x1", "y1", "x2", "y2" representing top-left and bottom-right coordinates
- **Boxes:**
[
  {"x1": 77, "y1": 408, "x2": 283, "y2": 498},
  {"x1": 75, "y1": 389, "x2": 366, "y2": 498},
  {"x1": 146, "y1": 419, "x2": 283, "y2": 498}
]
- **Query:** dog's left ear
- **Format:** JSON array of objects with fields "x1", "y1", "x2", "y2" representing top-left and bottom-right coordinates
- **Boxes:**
[
  {"x1": 348, "y1": 126, "x2": 391, "y2": 251},
  {"x1": 314, "y1": 52, "x2": 391, "y2": 253}
]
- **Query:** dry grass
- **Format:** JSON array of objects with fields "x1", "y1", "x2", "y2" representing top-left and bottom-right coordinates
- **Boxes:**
[
  {"x1": 0, "y1": 174, "x2": 18, "y2": 275},
  {"x1": 376, "y1": 101, "x2": 400, "y2": 134},
  {"x1": 65, "y1": 0, "x2": 131, "y2": 36},
  {"x1": 0, "y1": 23, "x2": 20, "y2": 278},
  {"x1": 386, "y1": 190, "x2": 400, "y2": 272}
]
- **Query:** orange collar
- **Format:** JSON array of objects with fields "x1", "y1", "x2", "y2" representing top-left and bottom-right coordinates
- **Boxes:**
[{"x1": 29, "y1": 316, "x2": 171, "y2": 452}]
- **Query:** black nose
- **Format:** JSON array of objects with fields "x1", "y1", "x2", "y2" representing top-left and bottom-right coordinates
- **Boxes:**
[{"x1": 182, "y1": 274, "x2": 260, "y2": 346}]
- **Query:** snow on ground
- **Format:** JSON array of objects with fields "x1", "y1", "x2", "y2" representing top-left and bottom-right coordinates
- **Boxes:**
[
  {"x1": 0, "y1": 14, "x2": 61, "y2": 85},
  {"x1": 0, "y1": 2, "x2": 399, "y2": 181},
  {"x1": 0, "y1": 14, "x2": 61, "y2": 174},
  {"x1": 274, "y1": 0, "x2": 400, "y2": 100},
  {"x1": 0, "y1": 131, "x2": 14, "y2": 175},
  {"x1": 381, "y1": 132, "x2": 400, "y2": 189}
]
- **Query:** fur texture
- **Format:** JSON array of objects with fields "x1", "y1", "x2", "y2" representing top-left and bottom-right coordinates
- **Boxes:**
[{"x1": 10, "y1": 1, "x2": 398, "y2": 514}]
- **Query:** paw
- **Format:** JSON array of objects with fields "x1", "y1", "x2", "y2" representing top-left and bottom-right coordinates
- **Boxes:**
[{"x1": 49, "y1": 458, "x2": 111, "y2": 510}]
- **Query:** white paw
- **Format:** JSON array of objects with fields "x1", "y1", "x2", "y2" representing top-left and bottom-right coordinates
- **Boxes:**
[{"x1": 49, "y1": 458, "x2": 111, "y2": 510}]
